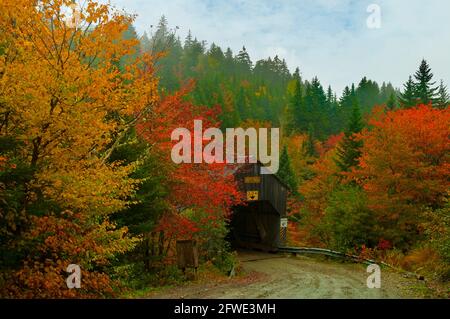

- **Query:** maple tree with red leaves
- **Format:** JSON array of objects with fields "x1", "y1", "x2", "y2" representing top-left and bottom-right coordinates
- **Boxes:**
[
  {"x1": 298, "y1": 105, "x2": 449, "y2": 256},
  {"x1": 135, "y1": 82, "x2": 243, "y2": 264}
]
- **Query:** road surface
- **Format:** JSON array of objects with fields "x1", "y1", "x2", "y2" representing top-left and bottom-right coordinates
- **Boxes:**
[{"x1": 149, "y1": 251, "x2": 428, "y2": 299}]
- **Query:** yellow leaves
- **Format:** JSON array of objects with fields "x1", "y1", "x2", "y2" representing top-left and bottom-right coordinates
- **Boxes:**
[
  {"x1": 1, "y1": 1, "x2": 158, "y2": 168},
  {"x1": 35, "y1": 155, "x2": 140, "y2": 217},
  {"x1": 0, "y1": 0, "x2": 161, "y2": 298}
]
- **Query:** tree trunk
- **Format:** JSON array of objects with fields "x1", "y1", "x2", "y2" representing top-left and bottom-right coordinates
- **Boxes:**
[
  {"x1": 158, "y1": 230, "x2": 165, "y2": 257},
  {"x1": 144, "y1": 234, "x2": 151, "y2": 271}
]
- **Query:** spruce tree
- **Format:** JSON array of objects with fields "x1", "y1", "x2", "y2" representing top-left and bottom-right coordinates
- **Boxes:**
[
  {"x1": 326, "y1": 86, "x2": 334, "y2": 105},
  {"x1": 304, "y1": 77, "x2": 328, "y2": 138},
  {"x1": 140, "y1": 31, "x2": 151, "y2": 52},
  {"x1": 414, "y1": 59, "x2": 438, "y2": 105},
  {"x1": 355, "y1": 77, "x2": 380, "y2": 113},
  {"x1": 302, "y1": 124, "x2": 317, "y2": 158},
  {"x1": 437, "y1": 80, "x2": 449, "y2": 109},
  {"x1": 399, "y1": 76, "x2": 417, "y2": 108},
  {"x1": 340, "y1": 86, "x2": 353, "y2": 109},
  {"x1": 277, "y1": 146, "x2": 298, "y2": 193},
  {"x1": 335, "y1": 100, "x2": 363, "y2": 172},
  {"x1": 118, "y1": 24, "x2": 141, "y2": 73},
  {"x1": 236, "y1": 46, "x2": 252, "y2": 72},
  {"x1": 290, "y1": 68, "x2": 304, "y2": 131},
  {"x1": 386, "y1": 92, "x2": 397, "y2": 110}
]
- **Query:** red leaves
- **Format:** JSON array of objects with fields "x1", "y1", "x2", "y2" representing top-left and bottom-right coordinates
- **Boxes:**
[
  {"x1": 298, "y1": 104, "x2": 449, "y2": 249},
  {"x1": 155, "y1": 213, "x2": 199, "y2": 240},
  {"x1": 377, "y1": 238, "x2": 392, "y2": 250},
  {"x1": 136, "y1": 81, "x2": 221, "y2": 154},
  {"x1": 136, "y1": 83, "x2": 244, "y2": 240},
  {"x1": 316, "y1": 133, "x2": 344, "y2": 156}
]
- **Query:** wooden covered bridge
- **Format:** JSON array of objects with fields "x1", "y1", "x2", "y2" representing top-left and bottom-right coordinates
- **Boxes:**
[{"x1": 229, "y1": 162, "x2": 289, "y2": 252}]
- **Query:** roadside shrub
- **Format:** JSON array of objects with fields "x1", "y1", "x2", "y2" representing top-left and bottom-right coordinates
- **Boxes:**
[
  {"x1": 422, "y1": 202, "x2": 450, "y2": 281},
  {"x1": 316, "y1": 185, "x2": 377, "y2": 251},
  {"x1": 182, "y1": 209, "x2": 236, "y2": 274}
]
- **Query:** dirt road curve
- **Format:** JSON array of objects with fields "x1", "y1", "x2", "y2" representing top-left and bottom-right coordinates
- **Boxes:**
[{"x1": 150, "y1": 251, "x2": 427, "y2": 299}]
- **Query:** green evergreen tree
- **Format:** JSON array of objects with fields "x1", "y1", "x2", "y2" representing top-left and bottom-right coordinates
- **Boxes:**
[
  {"x1": 277, "y1": 146, "x2": 298, "y2": 193},
  {"x1": 436, "y1": 80, "x2": 449, "y2": 109},
  {"x1": 335, "y1": 100, "x2": 363, "y2": 172},
  {"x1": 339, "y1": 86, "x2": 353, "y2": 109},
  {"x1": 399, "y1": 76, "x2": 417, "y2": 108},
  {"x1": 140, "y1": 31, "x2": 151, "y2": 52},
  {"x1": 386, "y1": 92, "x2": 397, "y2": 110},
  {"x1": 302, "y1": 124, "x2": 317, "y2": 158},
  {"x1": 414, "y1": 59, "x2": 438, "y2": 105},
  {"x1": 288, "y1": 67, "x2": 304, "y2": 132},
  {"x1": 304, "y1": 77, "x2": 328, "y2": 138},
  {"x1": 119, "y1": 24, "x2": 140, "y2": 72},
  {"x1": 355, "y1": 77, "x2": 380, "y2": 113},
  {"x1": 379, "y1": 82, "x2": 396, "y2": 104},
  {"x1": 182, "y1": 32, "x2": 205, "y2": 77},
  {"x1": 326, "y1": 86, "x2": 334, "y2": 105},
  {"x1": 235, "y1": 46, "x2": 252, "y2": 72},
  {"x1": 337, "y1": 85, "x2": 356, "y2": 134}
]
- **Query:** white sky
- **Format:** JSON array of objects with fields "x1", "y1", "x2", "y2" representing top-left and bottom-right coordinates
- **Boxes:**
[{"x1": 105, "y1": 0, "x2": 450, "y2": 94}]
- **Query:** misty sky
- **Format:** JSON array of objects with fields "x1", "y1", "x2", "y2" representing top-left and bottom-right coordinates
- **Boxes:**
[{"x1": 105, "y1": 0, "x2": 450, "y2": 94}]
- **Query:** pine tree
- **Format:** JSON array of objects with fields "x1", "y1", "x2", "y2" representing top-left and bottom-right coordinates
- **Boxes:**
[
  {"x1": 302, "y1": 124, "x2": 317, "y2": 158},
  {"x1": 335, "y1": 100, "x2": 364, "y2": 172},
  {"x1": 140, "y1": 31, "x2": 151, "y2": 53},
  {"x1": 119, "y1": 24, "x2": 140, "y2": 71},
  {"x1": 355, "y1": 77, "x2": 380, "y2": 113},
  {"x1": 399, "y1": 76, "x2": 417, "y2": 108},
  {"x1": 289, "y1": 67, "x2": 304, "y2": 131},
  {"x1": 338, "y1": 85, "x2": 356, "y2": 133},
  {"x1": 326, "y1": 86, "x2": 334, "y2": 104},
  {"x1": 277, "y1": 146, "x2": 298, "y2": 193},
  {"x1": 185, "y1": 30, "x2": 193, "y2": 48},
  {"x1": 380, "y1": 82, "x2": 388, "y2": 101},
  {"x1": 236, "y1": 46, "x2": 252, "y2": 72},
  {"x1": 340, "y1": 86, "x2": 353, "y2": 109},
  {"x1": 150, "y1": 15, "x2": 174, "y2": 54},
  {"x1": 414, "y1": 59, "x2": 438, "y2": 105},
  {"x1": 386, "y1": 92, "x2": 397, "y2": 111},
  {"x1": 303, "y1": 77, "x2": 328, "y2": 138},
  {"x1": 436, "y1": 80, "x2": 449, "y2": 109}
]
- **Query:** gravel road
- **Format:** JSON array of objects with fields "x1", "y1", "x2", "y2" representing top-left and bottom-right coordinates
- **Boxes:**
[{"x1": 149, "y1": 251, "x2": 427, "y2": 299}]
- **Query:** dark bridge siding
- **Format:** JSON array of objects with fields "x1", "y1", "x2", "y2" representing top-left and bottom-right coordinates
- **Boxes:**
[
  {"x1": 237, "y1": 162, "x2": 288, "y2": 218},
  {"x1": 230, "y1": 162, "x2": 288, "y2": 251}
]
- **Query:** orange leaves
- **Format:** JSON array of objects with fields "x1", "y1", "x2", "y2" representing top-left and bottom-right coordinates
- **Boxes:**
[
  {"x1": 8, "y1": 259, "x2": 116, "y2": 298},
  {"x1": 352, "y1": 105, "x2": 450, "y2": 211},
  {"x1": 3, "y1": 210, "x2": 137, "y2": 297},
  {"x1": 0, "y1": 0, "x2": 153, "y2": 298},
  {"x1": 0, "y1": 0, "x2": 156, "y2": 213}
]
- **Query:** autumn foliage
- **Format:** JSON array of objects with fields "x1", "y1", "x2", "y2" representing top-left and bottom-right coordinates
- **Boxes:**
[
  {"x1": 135, "y1": 85, "x2": 243, "y2": 258},
  {"x1": 297, "y1": 105, "x2": 449, "y2": 260},
  {"x1": 1, "y1": 0, "x2": 449, "y2": 299},
  {"x1": 349, "y1": 105, "x2": 449, "y2": 248},
  {"x1": 0, "y1": 0, "x2": 160, "y2": 297},
  {"x1": 0, "y1": 0, "x2": 243, "y2": 297},
  {"x1": 353, "y1": 105, "x2": 449, "y2": 211}
]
